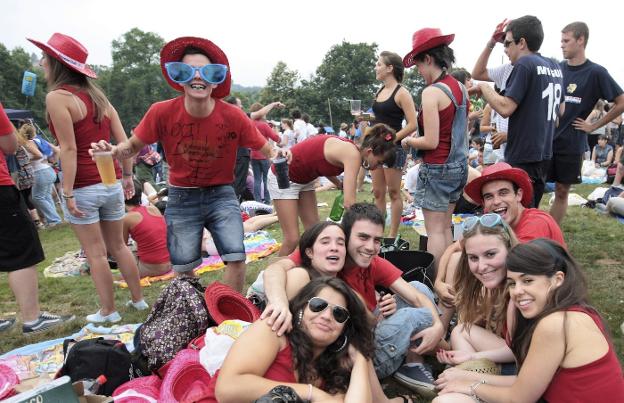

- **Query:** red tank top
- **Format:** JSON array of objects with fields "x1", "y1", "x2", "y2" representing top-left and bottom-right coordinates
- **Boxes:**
[
  {"x1": 204, "y1": 342, "x2": 296, "y2": 402},
  {"x1": 541, "y1": 306, "x2": 624, "y2": 402},
  {"x1": 276, "y1": 135, "x2": 353, "y2": 184},
  {"x1": 417, "y1": 75, "x2": 464, "y2": 164},
  {"x1": 49, "y1": 86, "x2": 121, "y2": 189},
  {"x1": 128, "y1": 206, "x2": 169, "y2": 264}
]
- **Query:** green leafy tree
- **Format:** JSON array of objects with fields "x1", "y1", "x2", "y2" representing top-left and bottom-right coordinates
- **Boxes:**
[{"x1": 259, "y1": 61, "x2": 300, "y2": 117}]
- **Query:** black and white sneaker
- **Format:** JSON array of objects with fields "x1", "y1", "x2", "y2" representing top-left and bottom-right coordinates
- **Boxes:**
[
  {"x1": 393, "y1": 363, "x2": 436, "y2": 397},
  {"x1": 22, "y1": 312, "x2": 75, "y2": 334},
  {"x1": 0, "y1": 318, "x2": 16, "y2": 332}
]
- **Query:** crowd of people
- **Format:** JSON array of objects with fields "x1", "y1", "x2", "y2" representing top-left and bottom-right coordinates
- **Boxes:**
[{"x1": 0, "y1": 14, "x2": 623, "y2": 403}]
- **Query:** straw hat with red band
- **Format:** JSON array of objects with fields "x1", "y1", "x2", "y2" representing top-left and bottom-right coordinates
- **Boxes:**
[
  {"x1": 464, "y1": 162, "x2": 534, "y2": 208},
  {"x1": 27, "y1": 33, "x2": 97, "y2": 78},
  {"x1": 205, "y1": 281, "x2": 260, "y2": 325},
  {"x1": 0, "y1": 364, "x2": 19, "y2": 400},
  {"x1": 403, "y1": 28, "x2": 455, "y2": 68},
  {"x1": 160, "y1": 36, "x2": 231, "y2": 99},
  {"x1": 158, "y1": 349, "x2": 212, "y2": 403}
]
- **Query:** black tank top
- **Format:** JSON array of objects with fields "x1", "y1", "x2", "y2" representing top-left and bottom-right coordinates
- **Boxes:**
[{"x1": 372, "y1": 84, "x2": 404, "y2": 132}]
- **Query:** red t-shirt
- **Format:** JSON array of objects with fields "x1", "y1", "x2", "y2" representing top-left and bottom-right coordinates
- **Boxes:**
[
  {"x1": 49, "y1": 87, "x2": 122, "y2": 189},
  {"x1": 277, "y1": 135, "x2": 352, "y2": 184},
  {"x1": 251, "y1": 120, "x2": 281, "y2": 160},
  {"x1": 288, "y1": 250, "x2": 402, "y2": 311},
  {"x1": 513, "y1": 208, "x2": 567, "y2": 248},
  {"x1": 0, "y1": 103, "x2": 15, "y2": 186},
  {"x1": 128, "y1": 206, "x2": 169, "y2": 264},
  {"x1": 134, "y1": 97, "x2": 267, "y2": 187},
  {"x1": 542, "y1": 306, "x2": 624, "y2": 402},
  {"x1": 418, "y1": 75, "x2": 467, "y2": 164}
]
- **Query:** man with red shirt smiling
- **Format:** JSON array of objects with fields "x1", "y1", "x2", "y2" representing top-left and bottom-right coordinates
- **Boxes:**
[{"x1": 93, "y1": 37, "x2": 284, "y2": 292}]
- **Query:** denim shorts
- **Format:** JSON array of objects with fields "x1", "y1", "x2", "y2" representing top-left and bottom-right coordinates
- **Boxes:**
[
  {"x1": 61, "y1": 182, "x2": 125, "y2": 225},
  {"x1": 267, "y1": 170, "x2": 316, "y2": 200},
  {"x1": 383, "y1": 144, "x2": 408, "y2": 170},
  {"x1": 373, "y1": 281, "x2": 438, "y2": 378},
  {"x1": 165, "y1": 185, "x2": 245, "y2": 273},
  {"x1": 413, "y1": 162, "x2": 468, "y2": 212}
]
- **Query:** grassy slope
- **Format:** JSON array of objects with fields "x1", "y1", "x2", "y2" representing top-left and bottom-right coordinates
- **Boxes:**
[{"x1": 1, "y1": 184, "x2": 622, "y2": 394}]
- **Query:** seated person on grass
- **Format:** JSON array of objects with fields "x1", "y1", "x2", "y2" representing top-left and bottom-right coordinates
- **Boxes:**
[
  {"x1": 202, "y1": 211, "x2": 278, "y2": 256},
  {"x1": 434, "y1": 163, "x2": 565, "y2": 332},
  {"x1": 263, "y1": 203, "x2": 444, "y2": 394},
  {"x1": 123, "y1": 179, "x2": 170, "y2": 277},
  {"x1": 435, "y1": 239, "x2": 624, "y2": 402}
]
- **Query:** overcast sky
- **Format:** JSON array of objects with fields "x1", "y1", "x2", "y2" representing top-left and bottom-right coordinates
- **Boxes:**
[{"x1": 3, "y1": 0, "x2": 623, "y2": 90}]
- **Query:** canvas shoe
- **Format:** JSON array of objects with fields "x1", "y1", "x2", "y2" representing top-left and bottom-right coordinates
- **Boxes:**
[
  {"x1": 393, "y1": 363, "x2": 436, "y2": 397},
  {"x1": 86, "y1": 310, "x2": 122, "y2": 323},
  {"x1": 126, "y1": 299, "x2": 149, "y2": 311},
  {"x1": 22, "y1": 312, "x2": 75, "y2": 334},
  {"x1": 0, "y1": 318, "x2": 16, "y2": 332}
]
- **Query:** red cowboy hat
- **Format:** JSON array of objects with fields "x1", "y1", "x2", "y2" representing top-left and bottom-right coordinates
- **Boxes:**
[
  {"x1": 113, "y1": 375, "x2": 161, "y2": 402},
  {"x1": 464, "y1": 162, "x2": 534, "y2": 208},
  {"x1": 160, "y1": 36, "x2": 231, "y2": 98},
  {"x1": 403, "y1": 28, "x2": 455, "y2": 68},
  {"x1": 159, "y1": 349, "x2": 212, "y2": 402},
  {"x1": 0, "y1": 364, "x2": 19, "y2": 400},
  {"x1": 27, "y1": 33, "x2": 97, "y2": 78},
  {"x1": 205, "y1": 282, "x2": 260, "y2": 325}
]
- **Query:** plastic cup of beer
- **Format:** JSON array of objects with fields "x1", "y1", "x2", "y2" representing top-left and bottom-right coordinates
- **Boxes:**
[
  {"x1": 349, "y1": 100, "x2": 361, "y2": 116},
  {"x1": 94, "y1": 150, "x2": 117, "y2": 185}
]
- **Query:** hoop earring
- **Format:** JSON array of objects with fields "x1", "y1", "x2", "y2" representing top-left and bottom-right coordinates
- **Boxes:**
[
  {"x1": 330, "y1": 334, "x2": 348, "y2": 353},
  {"x1": 361, "y1": 160, "x2": 370, "y2": 169},
  {"x1": 296, "y1": 310, "x2": 303, "y2": 327}
]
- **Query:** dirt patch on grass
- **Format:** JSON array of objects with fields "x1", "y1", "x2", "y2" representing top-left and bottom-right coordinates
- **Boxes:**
[{"x1": 596, "y1": 258, "x2": 622, "y2": 266}]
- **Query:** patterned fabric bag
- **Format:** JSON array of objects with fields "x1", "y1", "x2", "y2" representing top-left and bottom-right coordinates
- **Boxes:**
[
  {"x1": 15, "y1": 146, "x2": 35, "y2": 190},
  {"x1": 139, "y1": 277, "x2": 215, "y2": 371}
]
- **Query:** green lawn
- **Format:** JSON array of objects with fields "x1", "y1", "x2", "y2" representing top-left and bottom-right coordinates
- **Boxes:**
[{"x1": 1, "y1": 184, "x2": 622, "y2": 384}]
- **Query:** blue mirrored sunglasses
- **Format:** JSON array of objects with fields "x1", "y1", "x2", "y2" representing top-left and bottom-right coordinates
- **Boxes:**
[
  {"x1": 462, "y1": 213, "x2": 503, "y2": 234},
  {"x1": 164, "y1": 62, "x2": 228, "y2": 85}
]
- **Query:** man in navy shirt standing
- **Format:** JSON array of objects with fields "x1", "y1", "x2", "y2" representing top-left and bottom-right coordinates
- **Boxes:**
[
  {"x1": 548, "y1": 21, "x2": 624, "y2": 224},
  {"x1": 478, "y1": 15, "x2": 564, "y2": 208}
]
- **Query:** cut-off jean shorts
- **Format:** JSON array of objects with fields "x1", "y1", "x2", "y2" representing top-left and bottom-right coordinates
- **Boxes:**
[{"x1": 413, "y1": 162, "x2": 468, "y2": 212}]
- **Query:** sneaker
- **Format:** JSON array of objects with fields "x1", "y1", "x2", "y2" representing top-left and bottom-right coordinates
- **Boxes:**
[
  {"x1": 23, "y1": 312, "x2": 75, "y2": 334},
  {"x1": 85, "y1": 310, "x2": 122, "y2": 323},
  {"x1": 126, "y1": 299, "x2": 149, "y2": 311},
  {"x1": 0, "y1": 318, "x2": 16, "y2": 332},
  {"x1": 393, "y1": 363, "x2": 436, "y2": 396}
]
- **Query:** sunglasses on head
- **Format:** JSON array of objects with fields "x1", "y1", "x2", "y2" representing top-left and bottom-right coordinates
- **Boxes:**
[
  {"x1": 307, "y1": 297, "x2": 350, "y2": 324},
  {"x1": 164, "y1": 62, "x2": 228, "y2": 85},
  {"x1": 463, "y1": 213, "x2": 504, "y2": 234}
]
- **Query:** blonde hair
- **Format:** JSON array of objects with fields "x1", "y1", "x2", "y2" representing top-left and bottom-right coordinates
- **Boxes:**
[
  {"x1": 16, "y1": 123, "x2": 36, "y2": 146},
  {"x1": 454, "y1": 221, "x2": 519, "y2": 334},
  {"x1": 45, "y1": 55, "x2": 109, "y2": 122}
]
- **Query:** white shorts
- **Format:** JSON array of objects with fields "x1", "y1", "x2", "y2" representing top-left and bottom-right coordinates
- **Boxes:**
[{"x1": 267, "y1": 170, "x2": 316, "y2": 200}]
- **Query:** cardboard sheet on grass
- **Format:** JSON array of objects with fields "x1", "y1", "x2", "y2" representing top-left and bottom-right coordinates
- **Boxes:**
[
  {"x1": 0, "y1": 324, "x2": 139, "y2": 382},
  {"x1": 117, "y1": 230, "x2": 280, "y2": 288}
]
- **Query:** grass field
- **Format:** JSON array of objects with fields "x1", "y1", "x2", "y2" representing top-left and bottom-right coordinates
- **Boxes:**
[{"x1": 0, "y1": 183, "x2": 622, "y2": 399}]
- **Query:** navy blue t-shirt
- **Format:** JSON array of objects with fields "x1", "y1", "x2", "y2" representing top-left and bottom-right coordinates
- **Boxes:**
[
  {"x1": 554, "y1": 60, "x2": 623, "y2": 155},
  {"x1": 504, "y1": 54, "x2": 564, "y2": 164}
]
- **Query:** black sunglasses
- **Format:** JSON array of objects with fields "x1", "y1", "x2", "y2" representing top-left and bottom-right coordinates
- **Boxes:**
[
  {"x1": 307, "y1": 297, "x2": 350, "y2": 323},
  {"x1": 503, "y1": 39, "x2": 517, "y2": 48}
]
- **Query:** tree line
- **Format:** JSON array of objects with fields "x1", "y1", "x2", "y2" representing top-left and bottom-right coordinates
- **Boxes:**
[{"x1": 0, "y1": 28, "x2": 426, "y2": 136}]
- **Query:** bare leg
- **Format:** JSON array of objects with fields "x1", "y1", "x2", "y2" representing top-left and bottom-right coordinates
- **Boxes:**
[
  {"x1": 242, "y1": 213, "x2": 278, "y2": 233},
  {"x1": 439, "y1": 251, "x2": 461, "y2": 333},
  {"x1": 549, "y1": 182, "x2": 570, "y2": 225},
  {"x1": 423, "y1": 205, "x2": 455, "y2": 273},
  {"x1": 298, "y1": 191, "x2": 319, "y2": 231},
  {"x1": 100, "y1": 220, "x2": 143, "y2": 303},
  {"x1": 357, "y1": 167, "x2": 366, "y2": 192},
  {"x1": 8, "y1": 267, "x2": 40, "y2": 322},
  {"x1": 385, "y1": 167, "x2": 403, "y2": 238},
  {"x1": 223, "y1": 261, "x2": 246, "y2": 293},
  {"x1": 273, "y1": 199, "x2": 300, "y2": 256},
  {"x1": 371, "y1": 168, "x2": 387, "y2": 226}
]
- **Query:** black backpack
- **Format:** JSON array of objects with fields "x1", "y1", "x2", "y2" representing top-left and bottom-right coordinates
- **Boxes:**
[{"x1": 59, "y1": 337, "x2": 141, "y2": 396}]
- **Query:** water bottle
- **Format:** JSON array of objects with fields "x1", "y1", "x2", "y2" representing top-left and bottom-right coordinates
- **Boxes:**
[
  {"x1": 82, "y1": 375, "x2": 107, "y2": 395},
  {"x1": 483, "y1": 135, "x2": 495, "y2": 165},
  {"x1": 329, "y1": 192, "x2": 344, "y2": 222},
  {"x1": 392, "y1": 234, "x2": 402, "y2": 251}
]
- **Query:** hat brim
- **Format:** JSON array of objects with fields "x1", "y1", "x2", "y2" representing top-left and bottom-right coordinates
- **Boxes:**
[
  {"x1": 27, "y1": 38, "x2": 97, "y2": 79},
  {"x1": 403, "y1": 34, "x2": 455, "y2": 68},
  {"x1": 205, "y1": 282, "x2": 260, "y2": 325},
  {"x1": 464, "y1": 167, "x2": 533, "y2": 208},
  {"x1": 113, "y1": 375, "x2": 161, "y2": 400},
  {"x1": 160, "y1": 37, "x2": 231, "y2": 99},
  {"x1": 159, "y1": 350, "x2": 212, "y2": 402},
  {"x1": 0, "y1": 365, "x2": 19, "y2": 399}
]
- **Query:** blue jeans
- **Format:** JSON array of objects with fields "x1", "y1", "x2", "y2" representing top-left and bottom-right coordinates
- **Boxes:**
[
  {"x1": 165, "y1": 185, "x2": 245, "y2": 273},
  {"x1": 61, "y1": 182, "x2": 125, "y2": 225},
  {"x1": 251, "y1": 159, "x2": 271, "y2": 203},
  {"x1": 32, "y1": 167, "x2": 62, "y2": 225},
  {"x1": 373, "y1": 281, "x2": 437, "y2": 378}
]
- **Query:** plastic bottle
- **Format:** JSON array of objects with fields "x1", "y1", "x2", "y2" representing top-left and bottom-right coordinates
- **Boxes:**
[
  {"x1": 483, "y1": 135, "x2": 495, "y2": 165},
  {"x1": 82, "y1": 375, "x2": 107, "y2": 395},
  {"x1": 392, "y1": 234, "x2": 402, "y2": 251},
  {"x1": 329, "y1": 192, "x2": 344, "y2": 222}
]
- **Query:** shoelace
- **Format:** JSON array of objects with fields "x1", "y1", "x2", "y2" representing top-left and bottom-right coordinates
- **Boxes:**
[{"x1": 416, "y1": 364, "x2": 435, "y2": 382}]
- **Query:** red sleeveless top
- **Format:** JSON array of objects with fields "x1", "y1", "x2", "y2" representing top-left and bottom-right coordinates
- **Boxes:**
[
  {"x1": 542, "y1": 306, "x2": 624, "y2": 402},
  {"x1": 128, "y1": 206, "x2": 169, "y2": 264},
  {"x1": 275, "y1": 135, "x2": 353, "y2": 184},
  {"x1": 204, "y1": 342, "x2": 296, "y2": 402},
  {"x1": 49, "y1": 86, "x2": 121, "y2": 189}
]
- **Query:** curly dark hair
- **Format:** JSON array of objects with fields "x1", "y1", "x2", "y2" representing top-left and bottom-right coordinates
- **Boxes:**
[
  {"x1": 288, "y1": 277, "x2": 374, "y2": 394},
  {"x1": 298, "y1": 222, "x2": 345, "y2": 277},
  {"x1": 341, "y1": 202, "x2": 384, "y2": 243},
  {"x1": 360, "y1": 123, "x2": 397, "y2": 167}
]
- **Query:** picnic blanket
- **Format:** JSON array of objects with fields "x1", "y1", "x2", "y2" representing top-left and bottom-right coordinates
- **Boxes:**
[
  {"x1": 0, "y1": 324, "x2": 139, "y2": 382},
  {"x1": 116, "y1": 230, "x2": 280, "y2": 288}
]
